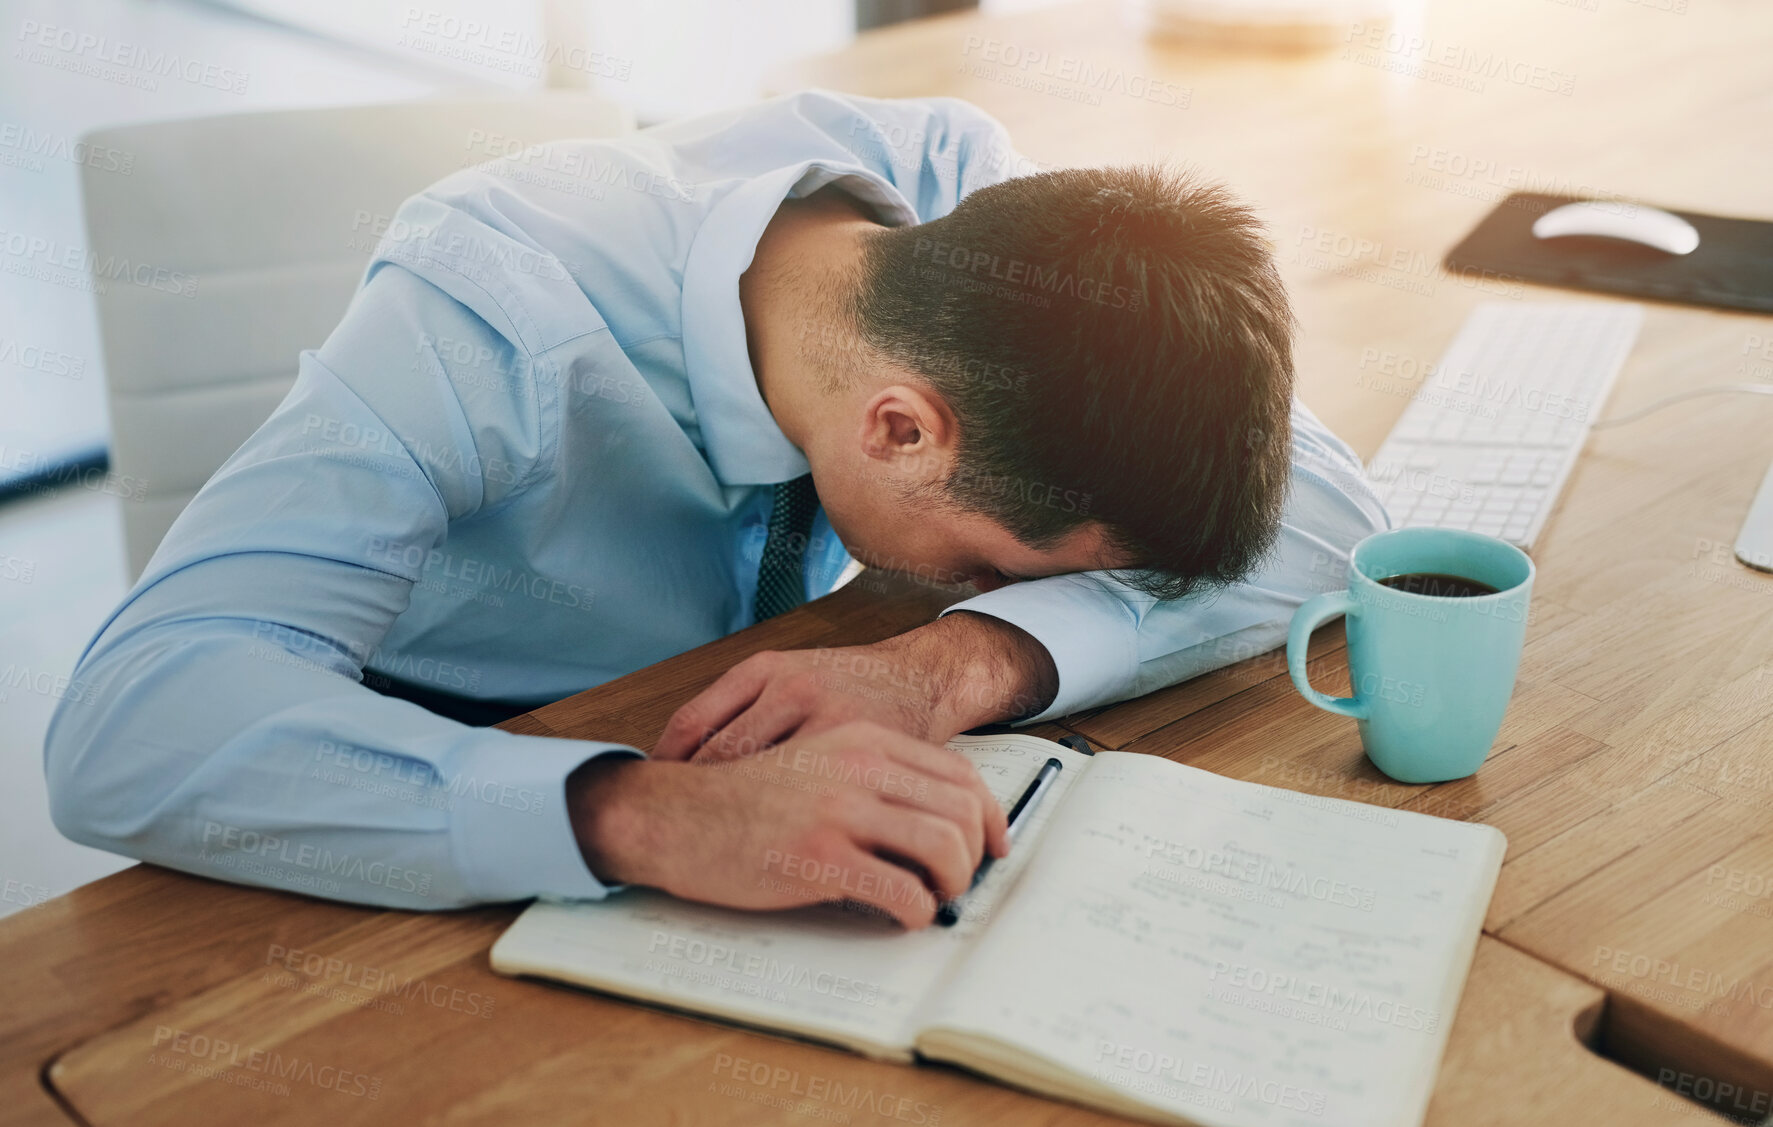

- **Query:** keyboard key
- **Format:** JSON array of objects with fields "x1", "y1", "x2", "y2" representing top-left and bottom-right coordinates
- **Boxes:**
[{"x1": 1365, "y1": 302, "x2": 1643, "y2": 552}]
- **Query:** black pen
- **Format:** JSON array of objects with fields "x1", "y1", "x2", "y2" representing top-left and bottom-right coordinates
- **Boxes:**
[{"x1": 935, "y1": 756, "x2": 1064, "y2": 927}]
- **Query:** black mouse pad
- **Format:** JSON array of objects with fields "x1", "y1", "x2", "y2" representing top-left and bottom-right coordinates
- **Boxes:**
[{"x1": 1444, "y1": 192, "x2": 1773, "y2": 315}]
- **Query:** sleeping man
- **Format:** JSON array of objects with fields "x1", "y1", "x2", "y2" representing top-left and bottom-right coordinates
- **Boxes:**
[{"x1": 45, "y1": 91, "x2": 1386, "y2": 927}]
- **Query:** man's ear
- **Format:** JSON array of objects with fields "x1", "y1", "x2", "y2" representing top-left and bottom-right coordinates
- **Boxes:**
[{"x1": 857, "y1": 384, "x2": 957, "y2": 483}]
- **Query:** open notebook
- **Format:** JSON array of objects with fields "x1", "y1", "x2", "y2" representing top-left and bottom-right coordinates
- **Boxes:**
[{"x1": 491, "y1": 734, "x2": 1506, "y2": 1127}]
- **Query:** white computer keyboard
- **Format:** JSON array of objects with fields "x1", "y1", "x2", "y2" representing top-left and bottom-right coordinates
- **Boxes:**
[{"x1": 1367, "y1": 302, "x2": 1644, "y2": 550}]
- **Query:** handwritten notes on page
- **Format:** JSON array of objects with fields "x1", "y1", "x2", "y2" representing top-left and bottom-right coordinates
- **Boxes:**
[{"x1": 918, "y1": 751, "x2": 1505, "y2": 1127}]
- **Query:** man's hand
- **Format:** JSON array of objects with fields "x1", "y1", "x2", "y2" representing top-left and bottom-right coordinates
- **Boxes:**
[
  {"x1": 652, "y1": 612, "x2": 1060, "y2": 763},
  {"x1": 568, "y1": 722, "x2": 1011, "y2": 929}
]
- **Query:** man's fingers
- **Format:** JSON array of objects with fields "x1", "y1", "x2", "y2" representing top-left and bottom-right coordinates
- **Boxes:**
[
  {"x1": 654, "y1": 660, "x2": 772, "y2": 760},
  {"x1": 826, "y1": 845, "x2": 939, "y2": 930},
  {"x1": 691, "y1": 689, "x2": 806, "y2": 763},
  {"x1": 875, "y1": 776, "x2": 986, "y2": 870},
  {"x1": 869, "y1": 731, "x2": 1010, "y2": 857},
  {"x1": 849, "y1": 800, "x2": 977, "y2": 903}
]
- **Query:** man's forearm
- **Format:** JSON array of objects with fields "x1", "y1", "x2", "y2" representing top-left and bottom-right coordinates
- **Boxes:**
[
  {"x1": 875, "y1": 610, "x2": 1059, "y2": 731},
  {"x1": 569, "y1": 755, "x2": 665, "y2": 888},
  {"x1": 652, "y1": 605, "x2": 1063, "y2": 764}
]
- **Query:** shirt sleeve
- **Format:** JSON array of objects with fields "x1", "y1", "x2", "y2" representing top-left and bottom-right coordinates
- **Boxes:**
[
  {"x1": 850, "y1": 92, "x2": 1041, "y2": 208},
  {"x1": 761, "y1": 88, "x2": 1040, "y2": 216},
  {"x1": 43, "y1": 262, "x2": 642, "y2": 910},
  {"x1": 942, "y1": 400, "x2": 1392, "y2": 723}
]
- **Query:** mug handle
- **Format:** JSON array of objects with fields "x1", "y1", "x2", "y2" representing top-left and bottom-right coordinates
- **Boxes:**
[{"x1": 1287, "y1": 591, "x2": 1370, "y2": 720}]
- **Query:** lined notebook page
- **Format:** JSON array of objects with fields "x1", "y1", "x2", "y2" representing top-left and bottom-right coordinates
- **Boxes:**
[
  {"x1": 916, "y1": 751, "x2": 1505, "y2": 1127},
  {"x1": 490, "y1": 734, "x2": 1092, "y2": 1058}
]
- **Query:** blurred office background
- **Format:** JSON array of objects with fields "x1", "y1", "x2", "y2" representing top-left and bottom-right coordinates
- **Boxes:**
[{"x1": 0, "y1": 0, "x2": 1066, "y2": 919}]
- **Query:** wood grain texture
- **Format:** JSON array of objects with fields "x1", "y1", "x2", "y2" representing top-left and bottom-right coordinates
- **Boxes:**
[
  {"x1": 7, "y1": 0, "x2": 1771, "y2": 1122},
  {"x1": 45, "y1": 930, "x2": 1699, "y2": 1127},
  {"x1": 0, "y1": 867, "x2": 386, "y2": 1127},
  {"x1": 1423, "y1": 940, "x2": 1719, "y2": 1127},
  {"x1": 1058, "y1": 622, "x2": 1348, "y2": 750}
]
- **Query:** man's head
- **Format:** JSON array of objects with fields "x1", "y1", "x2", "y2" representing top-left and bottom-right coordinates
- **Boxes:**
[{"x1": 762, "y1": 165, "x2": 1296, "y2": 599}]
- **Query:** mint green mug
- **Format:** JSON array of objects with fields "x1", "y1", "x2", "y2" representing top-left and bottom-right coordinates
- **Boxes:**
[{"x1": 1286, "y1": 527, "x2": 1534, "y2": 784}]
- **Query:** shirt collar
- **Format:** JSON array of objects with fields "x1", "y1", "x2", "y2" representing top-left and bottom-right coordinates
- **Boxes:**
[{"x1": 680, "y1": 161, "x2": 918, "y2": 487}]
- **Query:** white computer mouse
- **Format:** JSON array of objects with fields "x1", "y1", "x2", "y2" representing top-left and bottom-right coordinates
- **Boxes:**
[{"x1": 1531, "y1": 200, "x2": 1700, "y2": 255}]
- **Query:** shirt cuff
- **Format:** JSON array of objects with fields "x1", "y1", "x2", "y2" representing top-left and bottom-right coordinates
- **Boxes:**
[
  {"x1": 943, "y1": 573, "x2": 1142, "y2": 724},
  {"x1": 448, "y1": 734, "x2": 645, "y2": 904}
]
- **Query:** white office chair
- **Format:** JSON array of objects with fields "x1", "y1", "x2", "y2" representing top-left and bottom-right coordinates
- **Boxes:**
[{"x1": 78, "y1": 95, "x2": 635, "y2": 580}]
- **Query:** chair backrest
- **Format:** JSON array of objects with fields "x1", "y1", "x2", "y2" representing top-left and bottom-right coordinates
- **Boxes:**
[{"x1": 79, "y1": 94, "x2": 635, "y2": 580}]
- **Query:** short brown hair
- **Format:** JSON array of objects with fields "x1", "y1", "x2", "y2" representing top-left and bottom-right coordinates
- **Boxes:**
[{"x1": 854, "y1": 165, "x2": 1295, "y2": 600}]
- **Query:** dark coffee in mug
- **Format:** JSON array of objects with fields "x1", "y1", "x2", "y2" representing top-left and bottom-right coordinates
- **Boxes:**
[
  {"x1": 1289, "y1": 528, "x2": 1535, "y2": 782},
  {"x1": 1376, "y1": 571, "x2": 1500, "y2": 598}
]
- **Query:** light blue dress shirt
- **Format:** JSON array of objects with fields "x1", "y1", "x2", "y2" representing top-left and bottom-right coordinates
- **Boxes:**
[{"x1": 45, "y1": 91, "x2": 1387, "y2": 910}]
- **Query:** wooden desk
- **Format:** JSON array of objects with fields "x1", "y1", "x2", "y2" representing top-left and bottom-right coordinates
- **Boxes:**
[
  {"x1": 0, "y1": 577, "x2": 1725, "y2": 1127},
  {"x1": 5, "y1": 1, "x2": 1770, "y2": 1124}
]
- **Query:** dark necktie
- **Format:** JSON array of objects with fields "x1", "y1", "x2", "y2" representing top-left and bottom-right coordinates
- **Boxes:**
[{"x1": 753, "y1": 473, "x2": 819, "y2": 623}]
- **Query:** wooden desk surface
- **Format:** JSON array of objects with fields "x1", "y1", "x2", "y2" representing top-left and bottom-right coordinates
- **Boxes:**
[
  {"x1": 5, "y1": 1, "x2": 1770, "y2": 1124},
  {"x1": 0, "y1": 576, "x2": 1732, "y2": 1127}
]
